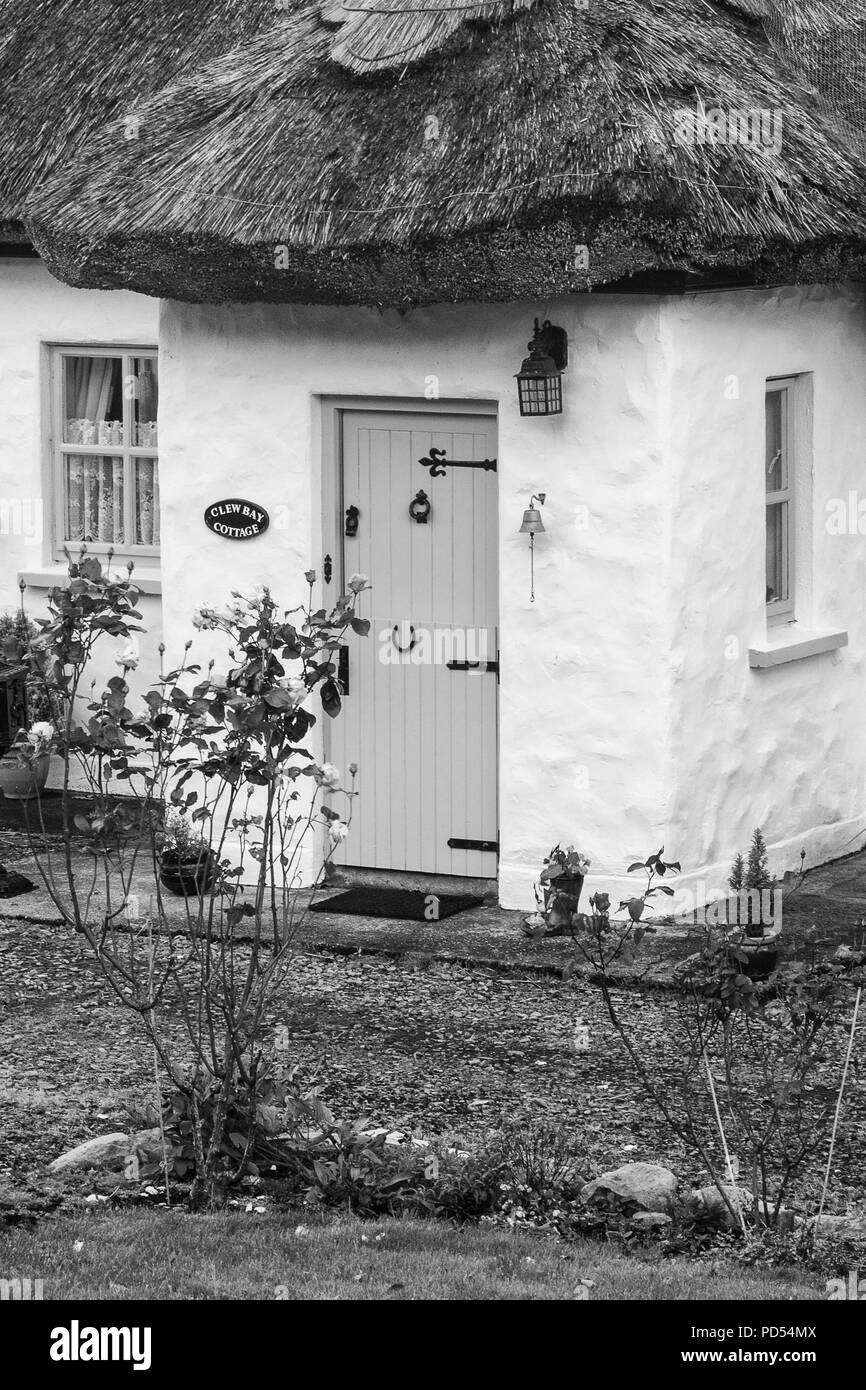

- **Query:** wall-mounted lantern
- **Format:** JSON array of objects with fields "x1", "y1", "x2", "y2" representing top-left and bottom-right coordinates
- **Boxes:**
[
  {"x1": 515, "y1": 319, "x2": 567, "y2": 416},
  {"x1": 519, "y1": 493, "x2": 546, "y2": 602}
]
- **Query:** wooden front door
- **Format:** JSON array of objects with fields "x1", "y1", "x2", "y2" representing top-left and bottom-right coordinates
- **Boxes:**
[{"x1": 326, "y1": 407, "x2": 499, "y2": 877}]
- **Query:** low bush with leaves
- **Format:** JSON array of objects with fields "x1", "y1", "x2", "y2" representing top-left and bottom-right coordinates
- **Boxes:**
[
  {"x1": 557, "y1": 844, "x2": 864, "y2": 1233},
  {"x1": 18, "y1": 554, "x2": 370, "y2": 1208}
]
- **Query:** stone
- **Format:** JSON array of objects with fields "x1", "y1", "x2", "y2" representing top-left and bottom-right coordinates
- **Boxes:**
[
  {"x1": 805, "y1": 1213, "x2": 866, "y2": 1241},
  {"x1": 48, "y1": 1133, "x2": 131, "y2": 1173},
  {"x1": 581, "y1": 1162, "x2": 678, "y2": 1214},
  {"x1": 49, "y1": 1128, "x2": 166, "y2": 1177},
  {"x1": 130, "y1": 1128, "x2": 164, "y2": 1166},
  {"x1": 689, "y1": 1184, "x2": 766, "y2": 1227},
  {"x1": 630, "y1": 1211, "x2": 672, "y2": 1232},
  {"x1": 833, "y1": 945, "x2": 866, "y2": 968}
]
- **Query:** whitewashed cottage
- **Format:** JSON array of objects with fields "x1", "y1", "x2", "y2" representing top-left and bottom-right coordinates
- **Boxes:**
[{"x1": 2, "y1": 0, "x2": 866, "y2": 908}]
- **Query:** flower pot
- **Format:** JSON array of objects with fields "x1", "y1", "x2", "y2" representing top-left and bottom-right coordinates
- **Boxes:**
[
  {"x1": 0, "y1": 751, "x2": 49, "y2": 800},
  {"x1": 737, "y1": 923, "x2": 782, "y2": 980},
  {"x1": 158, "y1": 849, "x2": 217, "y2": 897},
  {"x1": 543, "y1": 872, "x2": 585, "y2": 929},
  {"x1": 741, "y1": 946, "x2": 778, "y2": 980}
]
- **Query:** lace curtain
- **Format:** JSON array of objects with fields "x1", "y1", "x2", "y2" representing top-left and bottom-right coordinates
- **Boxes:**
[
  {"x1": 136, "y1": 458, "x2": 160, "y2": 545},
  {"x1": 66, "y1": 456, "x2": 125, "y2": 544},
  {"x1": 65, "y1": 358, "x2": 125, "y2": 544},
  {"x1": 63, "y1": 355, "x2": 160, "y2": 547}
]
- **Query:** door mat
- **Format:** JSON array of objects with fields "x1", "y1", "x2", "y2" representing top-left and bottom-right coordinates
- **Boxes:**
[{"x1": 309, "y1": 887, "x2": 484, "y2": 921}]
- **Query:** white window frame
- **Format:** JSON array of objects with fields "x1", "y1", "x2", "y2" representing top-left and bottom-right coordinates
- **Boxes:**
[
  {"x1": 767, "y1": 375, "x2": 800, "y2": 625},
  {"x1": 48, "y1": 344, "x2": 159, "y2": 562}
]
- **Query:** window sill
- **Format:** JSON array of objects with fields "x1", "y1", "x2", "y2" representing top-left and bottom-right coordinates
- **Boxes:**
[
  {"x1": 19, "y1": 566, "x2": 162, "y2": 596},
  {"x1": 748, "y1": 628, "x2": 848, "y2": 669}
]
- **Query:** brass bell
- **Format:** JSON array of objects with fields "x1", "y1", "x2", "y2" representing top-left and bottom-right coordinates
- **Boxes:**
[{"x1": 519, "y1": 493, "x2": 546, "y2": 534}]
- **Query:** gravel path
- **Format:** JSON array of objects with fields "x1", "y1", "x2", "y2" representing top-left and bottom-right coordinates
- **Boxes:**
[{"x1": 1, "y1": 916, "x2": 864, "y2": 1213}]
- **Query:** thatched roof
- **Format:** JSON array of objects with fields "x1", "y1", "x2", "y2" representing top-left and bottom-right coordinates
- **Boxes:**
[{"x1": 5, "y1": 0, "x2": 866, "y2": 304}]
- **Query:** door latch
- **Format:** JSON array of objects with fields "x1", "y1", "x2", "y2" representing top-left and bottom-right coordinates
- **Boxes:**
[
  {"x1": 337, "y1": 645, "x2": 349, "y2": 695},
  {"x1": 345, "y1": 505, "x2": 360, "y2": 537}
]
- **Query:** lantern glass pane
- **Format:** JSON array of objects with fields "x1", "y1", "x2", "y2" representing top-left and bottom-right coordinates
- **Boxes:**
[{"x1": 518, "y1": 369, "x2": 563, "y2": 416}]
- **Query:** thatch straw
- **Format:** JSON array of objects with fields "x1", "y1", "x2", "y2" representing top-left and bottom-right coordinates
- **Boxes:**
[{"x1": 4, "y1": 0, "x2": 866, "y2": 304}]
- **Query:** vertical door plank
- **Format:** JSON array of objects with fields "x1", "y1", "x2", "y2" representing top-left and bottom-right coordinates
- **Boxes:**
[{"x1": 329, "y1": 410, "x2": 498, "y2": 877}]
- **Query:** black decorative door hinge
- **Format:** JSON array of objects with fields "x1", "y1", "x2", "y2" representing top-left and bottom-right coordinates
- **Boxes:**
[
  {"x1": 419, "y1": 448, "x2": 497, "y2": 477},
  {"x1": 446, "y1": 660, "x2": 499, "y2": 673},
  {"x1": 323, "y1": 554, "x2": 332, "y2": 584},
  {"x1": 448, "y1": 837, "x2": 499, "y2": 853}
]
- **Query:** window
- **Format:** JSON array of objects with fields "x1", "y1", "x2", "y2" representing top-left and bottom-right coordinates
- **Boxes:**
[
  {"x1": 765, "y1": 377, "x2": 795, "y2": 621},
  {"x1": 50, "y1": 347, "x2": 159, "y2": 557}
]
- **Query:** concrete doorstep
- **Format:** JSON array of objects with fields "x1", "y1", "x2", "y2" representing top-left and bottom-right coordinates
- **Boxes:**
[{"x1": 2, "y1": 831, "x2": 866, "y2": 984}]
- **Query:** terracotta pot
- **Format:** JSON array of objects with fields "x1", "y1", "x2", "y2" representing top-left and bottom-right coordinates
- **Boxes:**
[
  {"x1": 0, "y1": 751, "x2": 50, "y2": 800},
  {"x1": 159, "y1": 849, "x2": 217, "y2": 897}
]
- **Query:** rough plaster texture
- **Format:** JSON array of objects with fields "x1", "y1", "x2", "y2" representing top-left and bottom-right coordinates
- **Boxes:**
[
  {"x1": 157, "y1": 294, "x2": 675, "y2": 894},
  {"x1": 159, "y1": 287, "x2": 866, "y2": 907},
  {"x1": 0, "y1": 260, "x2": 162, "y2": 709},
  {"x1": 663, "y1": 284, "x2": 866, "y2": 896},
  {"x1": 6, "y1": 268, "x2": 862, "y2": 908}
]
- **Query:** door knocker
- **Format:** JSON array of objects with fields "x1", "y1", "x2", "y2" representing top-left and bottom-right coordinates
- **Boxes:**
[
  {"x1": 409, "y1": 489, "x2": 431, "y2": 524},
  {"x1": 392, "y1": 623, "x2": 417, "y2": 653},
  {"x1": 345, "y1": 505, "x2": 360, "y2": 537}
]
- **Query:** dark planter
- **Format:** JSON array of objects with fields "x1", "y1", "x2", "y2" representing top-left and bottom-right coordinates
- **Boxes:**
[
  {"x1": 159, "y1": 849, "x2": 217, "y2": 897},
  {"x1": 544, "y1": 872, "x2": 585, "y2": 927},
  {"x1": 742, "y1": 947, "x2": 779, "y2": 980},
  {"x1": 735, "y1": 925, "x2": 782, "y2": 980}
]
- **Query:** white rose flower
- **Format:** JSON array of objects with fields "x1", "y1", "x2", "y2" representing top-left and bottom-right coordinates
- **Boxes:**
[
  {"x1": 328, "y1": 820, "x2": 349, "y2": 846},
  {"x1": 283, "y1": 676, "x2": 307, "y2": 705},
  {"x1": 193, "y1": 607, "x2": 218, "y2": 631},
  {"x1": 316, "y1": 763, "x2": 341, "y2": 790},
  {"x1": 116, "y1": 643, "x2": 139, "y2": 671}
]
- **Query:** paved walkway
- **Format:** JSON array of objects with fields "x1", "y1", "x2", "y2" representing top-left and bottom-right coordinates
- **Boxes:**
[{"x1": 2, "y1": 812, "x2": 866, "y2": 976}]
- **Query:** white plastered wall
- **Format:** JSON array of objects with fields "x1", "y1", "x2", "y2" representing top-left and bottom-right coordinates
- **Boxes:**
[{"x1": 157, "y1": 284, "x2": 866, "y2": 906}]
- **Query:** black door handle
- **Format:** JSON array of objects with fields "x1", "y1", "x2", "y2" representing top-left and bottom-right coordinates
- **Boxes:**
[{"x1": 337, "y1": 645, "x2": 349, "y2": 695}]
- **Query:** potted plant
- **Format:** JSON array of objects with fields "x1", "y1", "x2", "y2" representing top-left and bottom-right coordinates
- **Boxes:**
[
  {"x1": 727, "y1": 828, "x2": 781, "y2": 977},
  {"x1": 0, "y1": 610, "x2": 39, "y2": 668},
  {"x1": 538, "y1": 843, "x2": 591, "y2": 929},
  {"x1": 0, "y1": 721, "x2": 53, "y2": 799},
  {"x1": 158, "y1": 807, "x2": 217, "y2": 897}
]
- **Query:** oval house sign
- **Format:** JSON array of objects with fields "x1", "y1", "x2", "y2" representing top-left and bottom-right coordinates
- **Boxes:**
[{"x1": 204, "y1": 498, "x2": 270, "y2": 540}]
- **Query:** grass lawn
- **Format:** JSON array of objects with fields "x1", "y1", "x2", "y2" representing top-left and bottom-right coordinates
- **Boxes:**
[{"x1": 0, "y1": 1209, "x2": 826, "y2": 1300}]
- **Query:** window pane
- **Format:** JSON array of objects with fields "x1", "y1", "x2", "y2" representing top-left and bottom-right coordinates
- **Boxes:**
[
  {"x1": 765, "y1": 388, "x2": 786, "y2": 492},
  {"x1": 766, "y1": 501, "x2": 788, "y2": 604},
  {"x1": 132, "y1": 356, "x2": 158, "y2": 447},
  {"x1": 134, "y1": 457, "x2": 160, "y2": 545},
  {"x1": 63, "y1": 356, "x2": 124, "y2": 445},
  {"x1": 64, "y1": 455, "x2": 125, "y2": 543}
]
